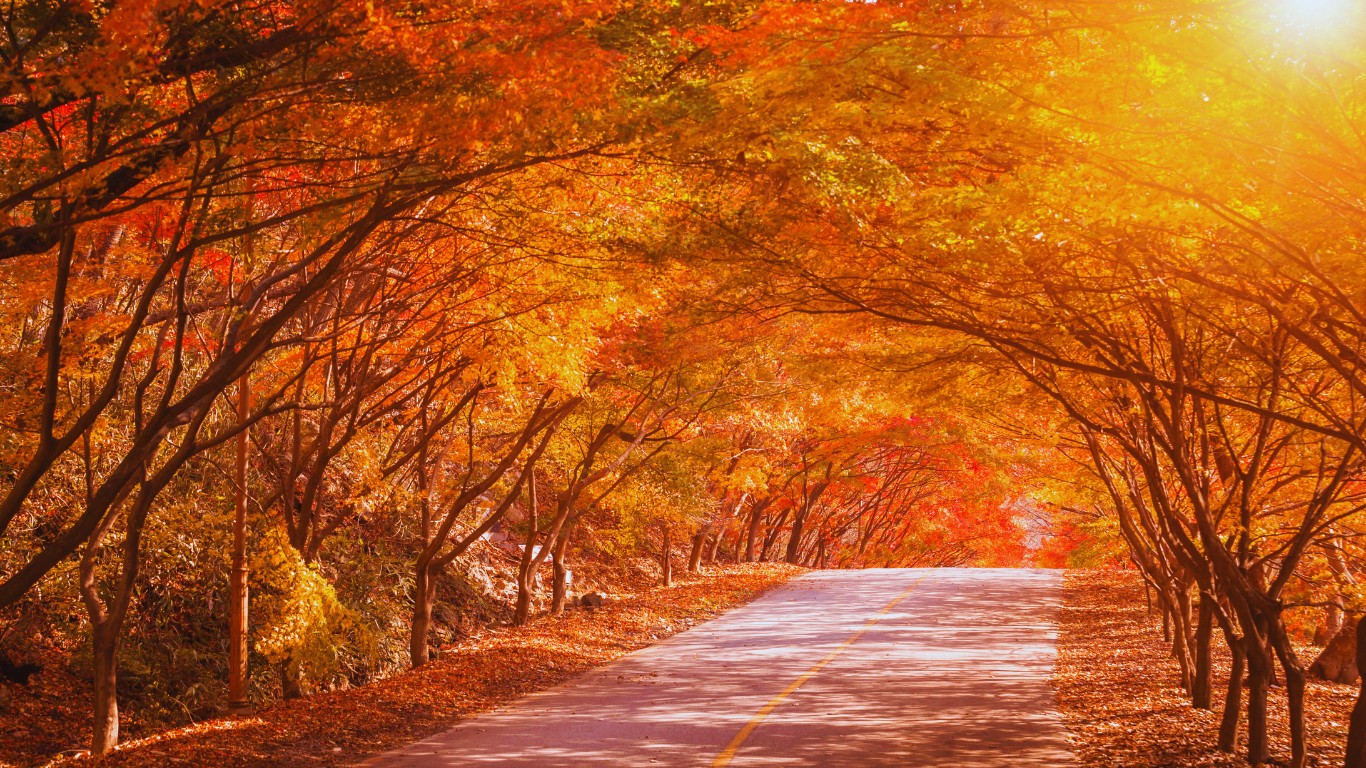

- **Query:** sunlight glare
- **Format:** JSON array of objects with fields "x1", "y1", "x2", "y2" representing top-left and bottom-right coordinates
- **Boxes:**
[{"x1": 1275, "y1": 0, "x2": 1353, "y2": 30}]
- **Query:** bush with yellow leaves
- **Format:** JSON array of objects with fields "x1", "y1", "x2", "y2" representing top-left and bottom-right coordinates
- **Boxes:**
[{"x1": 249, "y1": 525, "x2": 376, "y2": 692}]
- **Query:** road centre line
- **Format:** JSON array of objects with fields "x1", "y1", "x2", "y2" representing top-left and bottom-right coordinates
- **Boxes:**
[{"x1": 709, "y1": 576, "x2": 924, "y2": 767}]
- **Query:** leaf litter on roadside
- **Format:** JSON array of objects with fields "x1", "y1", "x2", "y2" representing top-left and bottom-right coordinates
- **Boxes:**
[
  {"x1": 22, "y1": 564, "x2": 799, "y2": 768},
  {"x1": 1056, "y1": 570, "x2": 1355, "y2": 768}
]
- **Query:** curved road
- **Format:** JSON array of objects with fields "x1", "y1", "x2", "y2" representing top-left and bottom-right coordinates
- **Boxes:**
[{"x1": 363, "y1": 568, "x2": 1076, "y2": 767}]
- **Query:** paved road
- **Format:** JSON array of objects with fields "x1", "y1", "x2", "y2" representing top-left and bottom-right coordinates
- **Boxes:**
[{"x1": 364, "y1": 568, "x2": 1076, "y2": 767}]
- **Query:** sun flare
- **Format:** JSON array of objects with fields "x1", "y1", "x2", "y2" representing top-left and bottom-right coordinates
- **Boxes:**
[{"x1": 1275, "y1": 0, "x2": 1354, "y2": 29}]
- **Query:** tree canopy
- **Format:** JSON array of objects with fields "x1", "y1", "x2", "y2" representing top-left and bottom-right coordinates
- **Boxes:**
[{"x1": 2, "y1": 1, "x2": 1365, "y2": 765}]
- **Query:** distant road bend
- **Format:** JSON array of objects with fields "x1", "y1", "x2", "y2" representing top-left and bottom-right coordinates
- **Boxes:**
[{"x1": 364, "y1": 568, "x2": 1077, "y2": 767}]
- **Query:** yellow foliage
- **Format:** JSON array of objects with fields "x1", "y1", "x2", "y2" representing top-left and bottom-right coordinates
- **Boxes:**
[{"x1": 248, "y1": 525, "x2": 375, "y2": 687}]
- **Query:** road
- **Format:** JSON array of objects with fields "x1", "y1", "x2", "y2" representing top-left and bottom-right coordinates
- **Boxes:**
[{"x1": 363, "y1": 568, "x2": 1076, "y2": 768}]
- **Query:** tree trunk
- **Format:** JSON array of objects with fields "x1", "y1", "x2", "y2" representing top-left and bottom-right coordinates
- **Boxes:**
[
  {"x1": 745, "y1": 505, "x2": 762, "y2": 562},
  {"x1": 1219, "y1": 636, "x2": 1245, "y2": 752},
  {"x1": 725, "y1": 523, "x2": 745, "y2": 564},
  {"x1": 785, "y1": 509, "x2": 807, "y2": 564},
  {"x1": 1269, "y1": 616, "x2": 1309, "y2": 768},
  {"x1": 281, "y1": 661, "x2": 303, "y2": 700},
  {"x1": 1193, "y1": 595, "x2": 1213, "y2": 709},
  {"x1": 1317, "y1": 603, "x2": 1344, "y2": 646},
  {"x1": 1310, "y1": 619, "x2": 1359, "y2": 685},
  {"x1": 1246, "y1": 635, "x2": 1272, "y2": 765},
  {"x1": 409, "y1": 563, "x2": 437, "y2": 667},
  {"x1": 551, "y1": 533, "x2": 569, "y2": 614},
  {"x1": 514, "y1": 563, "x2": 535, "y2": 626},
  {"x1": 1325, "y1": 542, "x2": 1354, "y2": 646},
  {"x1": 514, "y1": 475, "x2": 541, "y2": 626},
  {"x1": 1285, "y1": 658, "x2": 1308, "y2": 768},
  {"x1": 1345, "y1": 616, "x2": 1366, "y2": 768},
  {"x1": 705, "y1": 531, "x2": 721, "y2": 564},
  {"x1": 1170, "y1": 588, "x2": 1195, "y2": 694},
  {"x1": 228, "y1": 372, "x2": 251, "y2": 713},
  {"x1": 90, "y1": 623, "x2": 120, "y2": 756},
  {"x1": 661, "y1": 526, "x2": 673, "y2": 587},
  {"x1": 687, "y1": 528, "x2": 706, "y2": 573},
  {"x1": 513, "y1": 538, "x2": 537, "y2": 626},
  {"x1": 761, "y1": 510, "x2": 786, "y2": 562},
  {"x1": 1178, "y1": 590, "x2": 1196, "y2": 691}
]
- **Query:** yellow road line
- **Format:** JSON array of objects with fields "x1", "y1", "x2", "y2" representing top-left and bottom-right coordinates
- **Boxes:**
[{"x1": 710, "y1": 577, "x2": 924, "y2": 768}]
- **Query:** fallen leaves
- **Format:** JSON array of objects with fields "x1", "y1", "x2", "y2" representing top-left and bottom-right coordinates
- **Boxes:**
[
  {"x1": 1056, "y1": 570, "x2": 1356, "y2": 768},
  {"x1": 0, "y1": 643, "x2": 96, "y2": 768},
  {"x1": 5, "y1": 564, "x2": 799, "y2": 768}
]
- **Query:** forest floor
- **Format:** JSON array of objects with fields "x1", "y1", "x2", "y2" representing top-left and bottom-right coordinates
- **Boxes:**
[
  {"x1": 1055, "y1": 570, "x2": 1357, "y2": 767},
  {"x1": 2, "y1": 563, "x2": 800, "y2": 768}
]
